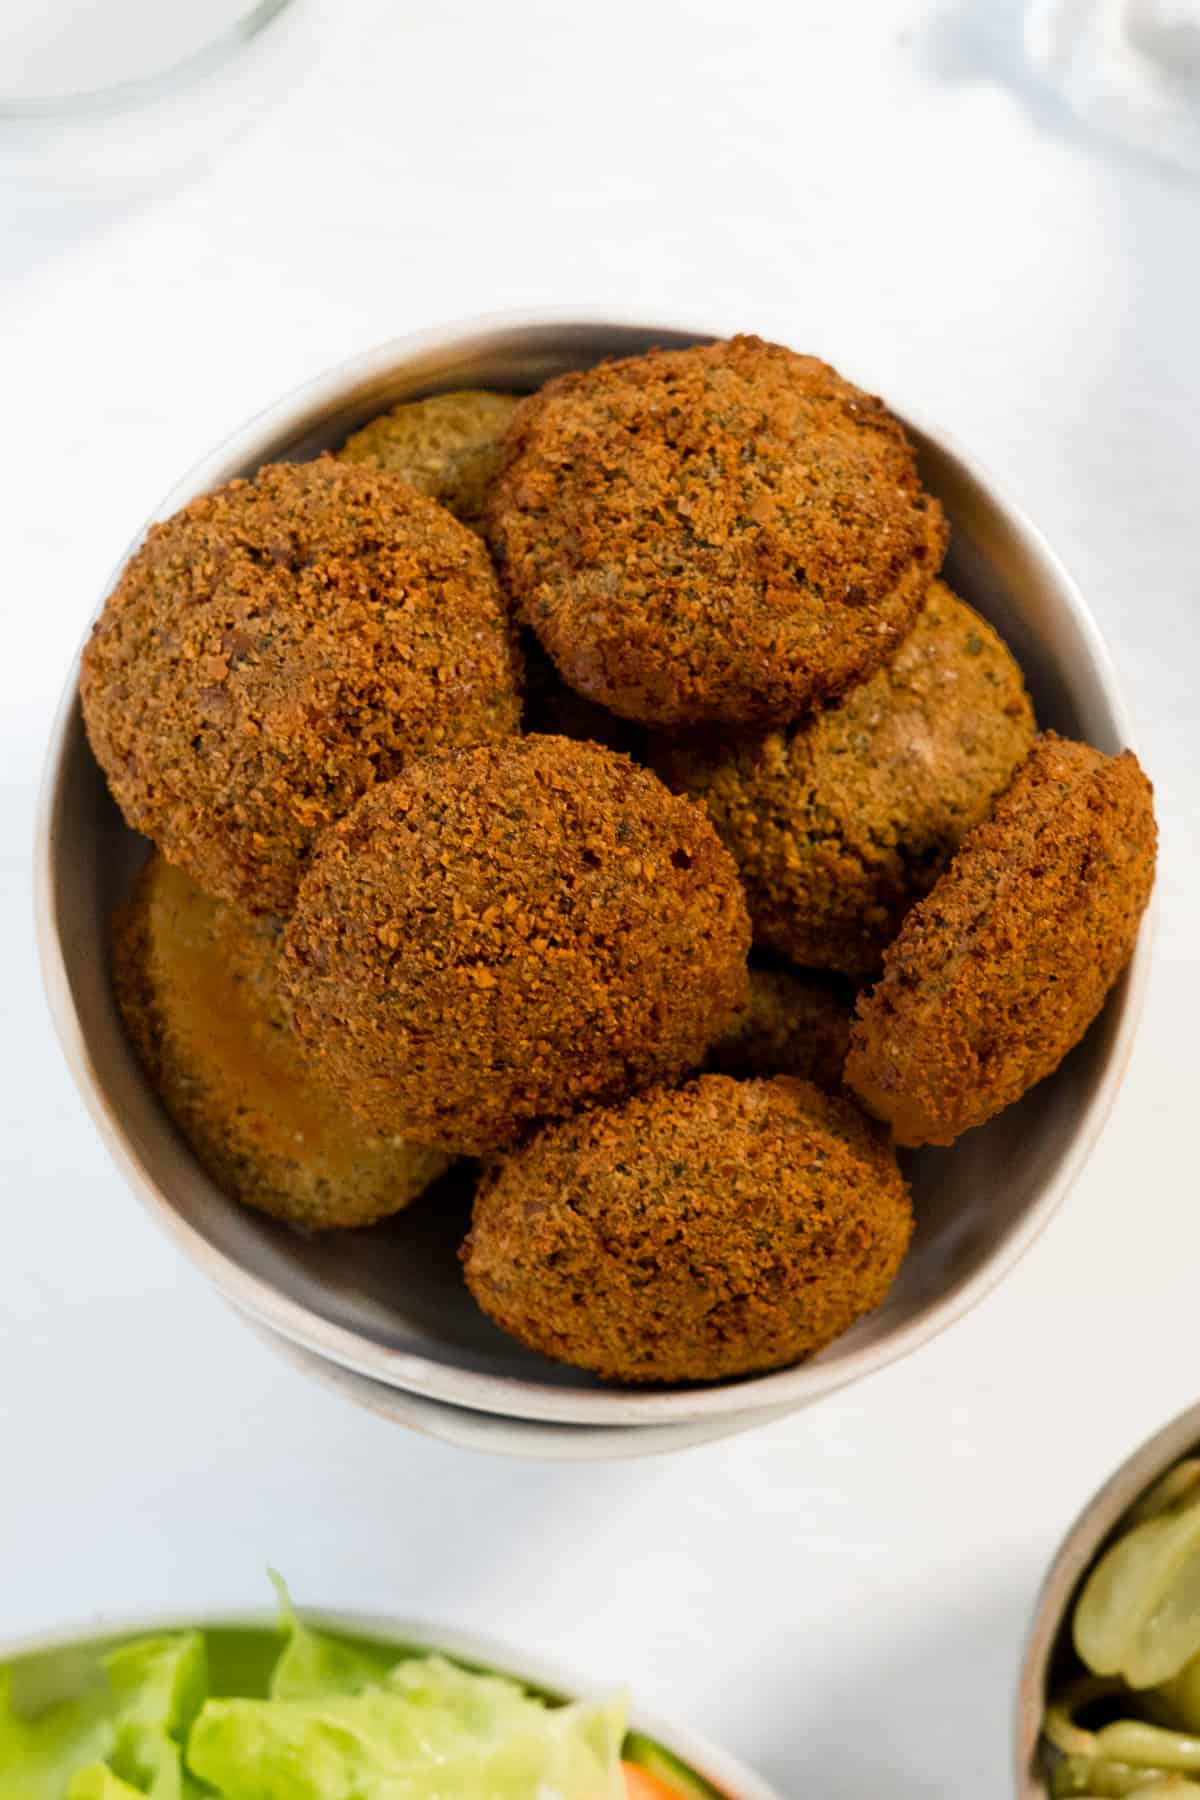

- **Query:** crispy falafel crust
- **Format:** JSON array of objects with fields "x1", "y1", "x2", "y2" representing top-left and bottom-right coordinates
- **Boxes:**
[
  {"x1": 81, "y1": 457, "x2": 522, "y2": 915},
  {"x1": 486, "y1": 335, "x2": 947, "y2": 728},
  {"x1": 654, "y1": 582, "x2": 1036, "y2": 975},
  {"x1": 112, "y1": 855, "x2": 450, "y2": 1230},
  {"x1": 282, "y1": 737, "x2": 752, "y2": 1155},
  {"x1": 845, "y1": 733, "x2": 1156, "y2": 1146},
  {"x1": 706, "y1": 964, "x2": 853, "y2": 1090},
  {"x1": 462, "y1": 1074, "x2": 913, "y2": 1384},
  {"x1": 338, "y1": 389, "x2": 519, "y2": 531}
]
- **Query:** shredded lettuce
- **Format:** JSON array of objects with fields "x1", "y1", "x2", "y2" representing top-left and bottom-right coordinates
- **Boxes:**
[
  {"x1": 0, "y1": 1665, "x2": 115, "y2": 1799},
  {"x1": 0, "y1": 1586, "x2": 630, "y2": 1800}
]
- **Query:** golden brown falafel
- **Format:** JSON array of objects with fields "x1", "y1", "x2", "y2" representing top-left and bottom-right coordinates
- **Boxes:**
[
  {"x1": 845, "y1": 733, "x2": 1156, "y2": 1147},
  {"x1": 338, "y1": 389, "x2": 519, "y2": 532},
  {"x1": 282, "y1": 737, "x2": 751, "y2": 1155},
  {"x1": 706, "y1": 963, "x2": 853, "y2": 1089},
  {"x1": 81, "y1": 457, "x2": 522, "y2": 915},
  {"x1": 111, "y1": 855, "x2": 451, "y2": 1230},
  {"x1": 487, "y1": 335, "x2": 947, "y2": 728},
  {"x1": 652, "y1": 581, "x2": 1036, "y2": 976},
  {"x1": 462, "y1": 1074, "x2": 913, "y2": 1384}
]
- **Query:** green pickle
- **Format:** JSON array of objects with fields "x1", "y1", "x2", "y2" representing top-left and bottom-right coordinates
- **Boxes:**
[{"x1": 1043, "y1": 1458, "x2": 1200, "y2": 1797}]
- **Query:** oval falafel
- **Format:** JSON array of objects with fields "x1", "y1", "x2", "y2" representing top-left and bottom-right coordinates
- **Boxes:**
[
  {"x1": 487, "y1": 335, "x2": 947, "y2": 728},
  {"x1": 653, "y1": 581, "x2": 1036, "y2": 975},
  {"x1": 338, "y1": 388, "x2": 519, "y2": 532},
  {"x1": 81, "y1": 457, "x2": 522, "y2": 915},
  {"x1": 112, "y1": 854, "x2": 451, "y2": 1230},
  {"x1": 844, "y1": 732, "x2": 1157, "y2": 1147},
  {"x1": 706, "y1": 963, "x2": 853, "y2": 1090},
  {"x1": 282, "y1": 737, "x2": 752, "y2": 1156},
  {"x1": 462, "y1": 1074, "x2": 913, "y2": 1384}
]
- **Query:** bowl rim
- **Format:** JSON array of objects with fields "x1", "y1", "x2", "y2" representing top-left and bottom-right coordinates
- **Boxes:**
[
  {"x1": 35, "y1": 307, "x2": 1153, "y2": 1429},
  {"x1": 1012, "y1": 1399, "x2": 1200, "y2": 1798},
  {"x1": 244, "y1": 1311, "x2": 805, "y2": 1461},
  {"x1": 0, "y1": 1605, "x2": 783, "y2": 1800}
]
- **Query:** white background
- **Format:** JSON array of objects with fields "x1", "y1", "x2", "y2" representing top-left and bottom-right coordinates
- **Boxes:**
[{"x1": 2, "y1": 3, "x2": 1198, "y2": 1794}]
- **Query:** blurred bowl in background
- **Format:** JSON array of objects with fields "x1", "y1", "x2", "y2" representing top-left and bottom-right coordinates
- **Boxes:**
[
  {"x1": 1014, "y1": 1400, "x2": 1200, "y2": 1797},
  {"x1": 0, "y1": 0, "x2": 310, "y2": 196}
]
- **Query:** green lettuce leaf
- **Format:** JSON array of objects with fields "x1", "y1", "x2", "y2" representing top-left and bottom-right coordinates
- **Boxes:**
[
  {"x1": 0, "y1": 1633, "x2": 206, "y2": 1800},
  {"x1": 105, "y1": 1633, "x2": 206, "y2": 1798},
  {"x1": 188, "y1": 1653, "x2": 627, "y2": 1800},
  {"x1": 0, "y1": 1665, "x2": 115, "y2": 1800},
  {"x1": 266, "y1": 1575, "x2": 393, "y2": 1703},
  {"x1": 0, "y1": 1586, "x2": 636, "y2": 1800},
  {"x1": 67, "y1": 1768, "x2": 146, "y2": 1799}
]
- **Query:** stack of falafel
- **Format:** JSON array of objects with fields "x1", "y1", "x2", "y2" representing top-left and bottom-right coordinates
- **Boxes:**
[{"x1": 83, "y1": 336, "x2": 1157, "y2": 1387}]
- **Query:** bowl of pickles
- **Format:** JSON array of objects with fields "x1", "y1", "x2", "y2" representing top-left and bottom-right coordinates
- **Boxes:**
[{"x1": 1018, "y1": 1403, "x2": 1200, "y2": 1797}]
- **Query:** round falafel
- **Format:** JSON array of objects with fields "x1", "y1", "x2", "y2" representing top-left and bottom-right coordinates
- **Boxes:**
[
  {"x1": 844, "y1": 732, "x2": 1157, "y2": 1147},
  {"x1": 282, "y1": 736, "x2": 752, "y2": 1155},
  {"x1": 112, "y1": 854, "x2": 451, "y2": 1230},
  {"x1": 338, "y1": 388, "x2": 519, "y2": 532},
  {"x1": 653, "y1": 581, "x2": 1036, "y2": 976},
  {"x1": 462, "y1": 1074, "x2": 913, "y2": 1384},
  {"x1": 486, "y1": 335, "x2": 947, "y2": 728},
  {"x1": 706, "y1": 963, "x2": 853, "y2": 1090},
  {"x1": 81, "y1": 457, "x2": 522, "y2": 915}
]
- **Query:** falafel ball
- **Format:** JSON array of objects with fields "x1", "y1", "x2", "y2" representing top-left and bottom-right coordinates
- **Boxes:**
[
  {"x1": 112, "y1": 854, "x2": 451, "y2": 1230},
  {"x1": 486, "y1": 335, "x2": 947, "y2": 728},
  {"x1": 845, "y1": 732, "x2": 1156, "y2": 1147},
  {"x1": 81, "y1": 457, "x2": 522, "y2": 915},
  {"x1": 338, "y1": 388, "x2": 519, "y2": 532},
  {"x1": 706, "y1": 963, "x2": 853, "y2": 1090},
  {"x1": 653, "y1": 581, "x2": 1036, "y2": 976},
  {"x1": 462, "y1": 1074, "x2": 913, "y2": 1384},
  {"x1": 282, "y1": 737, "x2": 751, "y2": 1155}
]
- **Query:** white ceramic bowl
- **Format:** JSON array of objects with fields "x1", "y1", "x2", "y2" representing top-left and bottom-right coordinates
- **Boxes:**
[
  {"x1": 37, "y1": 312, "x2": 1152, "y2": 1438},
  {"x1": 1014, "y1": 1402, "x2": 1200, "y2": 1797},
  {"x1": 245, "y1": 1315, "x2": 801, "y2": 1461},
  {"x1": 0, "y1": 1609, "x2": 781, "y2": 1800}
]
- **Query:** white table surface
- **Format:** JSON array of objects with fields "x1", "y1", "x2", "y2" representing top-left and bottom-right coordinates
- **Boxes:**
[{"x1": 2, "y1": 2, "x2": 1198, "y2": 1793}]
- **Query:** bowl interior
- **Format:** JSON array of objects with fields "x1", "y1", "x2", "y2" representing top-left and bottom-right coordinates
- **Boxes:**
[{"x1": 40, "y1": 317, "x2": 1145, "y2": 1428}]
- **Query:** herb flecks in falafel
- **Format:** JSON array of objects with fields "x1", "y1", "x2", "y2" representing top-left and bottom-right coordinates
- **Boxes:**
[
  {"x1": 82, "y1": 457, "x2": 523, "y2": 914},
  {"x1": 487, "y1": 335, "x2": 947, "y2": 728},
  {"x1": 463, "y1": 1074, "x2": 913, "y2": 1383},
  {"x1": 653, "y1": 580, "x2": 1035, "y2": 975},
  {"x1": 282, "y1": 737, "x2": 752, "y2": 1155},
  {"x1": 339, "y1": 389, "x2": 520, "y2": 532},
  {"x1": 845, "y1": 733, "x2": 1156, "y2": 1145}
]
